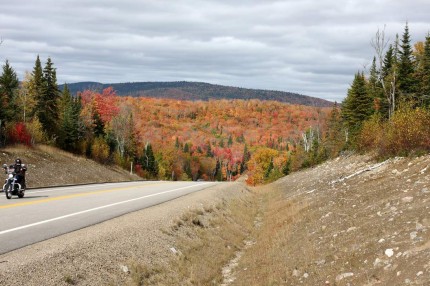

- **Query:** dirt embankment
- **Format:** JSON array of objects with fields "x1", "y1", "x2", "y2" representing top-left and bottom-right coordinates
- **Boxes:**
[
  {"x1": 0, "y1": 145, "x2": 140, "y2": 188},
  {"x1": 230, "y1": 153, "x2": 430, "y2": 285}
]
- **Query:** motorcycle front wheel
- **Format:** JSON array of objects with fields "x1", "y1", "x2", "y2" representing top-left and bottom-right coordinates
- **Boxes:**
[{"x1": 5, "y1": 184, "x2": 12, "y2": 199}]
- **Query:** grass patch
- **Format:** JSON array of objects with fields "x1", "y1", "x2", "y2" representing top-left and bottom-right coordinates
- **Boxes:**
[{"x1": 126, "y1": 189, "x2": 259, "y2": 285}]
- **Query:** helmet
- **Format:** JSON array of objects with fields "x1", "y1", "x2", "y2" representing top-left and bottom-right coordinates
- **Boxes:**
[{"x1": 15, "y1": 158, "x2": 22, "y2": 165}]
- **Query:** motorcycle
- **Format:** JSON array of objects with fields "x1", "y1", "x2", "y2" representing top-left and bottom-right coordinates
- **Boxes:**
[{"x1": 2, "y1": 164, "x2": 26, "y2": 199}]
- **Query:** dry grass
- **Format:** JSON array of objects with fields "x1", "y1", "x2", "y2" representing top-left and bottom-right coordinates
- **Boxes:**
[
  {"x1": 126, "y1": 190, "x2": 259, "y2": 285},
  {"x1": 231, "y1": 188, "x2": 308, "y2": 285}
]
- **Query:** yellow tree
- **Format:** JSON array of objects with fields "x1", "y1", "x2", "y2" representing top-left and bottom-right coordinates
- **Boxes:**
[{"x1": 246, "y1": 147, "x2": 278, "y2": 185}]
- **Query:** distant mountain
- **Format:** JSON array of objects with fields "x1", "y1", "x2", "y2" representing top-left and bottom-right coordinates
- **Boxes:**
[{"x1": 60, "y1": 81, "x2": 333, "y2": 107}]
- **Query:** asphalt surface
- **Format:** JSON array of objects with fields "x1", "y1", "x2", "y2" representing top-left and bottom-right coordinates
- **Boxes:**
[{"x1": 0, "y1": 181, "x2": 217, "y2": 254}]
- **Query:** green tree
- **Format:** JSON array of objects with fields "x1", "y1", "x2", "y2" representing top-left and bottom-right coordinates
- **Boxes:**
[
  {"x1": 341, "y1": 72, "x2": 373, "y2": 142},
  {"x1": 36, "y1": 57, "x2": 60, "y2": 138},
  {"x1": 420, "y1": 34, "x2": 430, "y2": 106},
  {"x1": 140, "y1": 142, "x2": 158, "y2": 178},
  {"x1": 398, "y1": 23, "x2": 417, "y2": 100},
  {"x1": 368, "y1": 57, "x2": 388, "y2": 117},
  {"x1": 324, "y1": 102, "x2": 344, "y2": 157},
  {"x1": 0, "y1": 60, "x2": 19, "y2": 145},
  {"x1": 58, "y1": 84, "x2": 83, "y2": 151},
  {"x1": 0, "y1": 60, "x2": 19, "y2": 122}
]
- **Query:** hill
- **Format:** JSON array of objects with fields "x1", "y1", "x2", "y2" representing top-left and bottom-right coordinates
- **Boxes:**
[
  {"x1": 0, "y1": 145, "x2": 140, "y2": 188},
  {"x1": 61, "y1": 81, "x2": 333, "y2": 107}
]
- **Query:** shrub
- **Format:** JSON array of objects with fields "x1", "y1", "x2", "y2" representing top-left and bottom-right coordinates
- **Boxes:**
[
  {"x1": 359, "y1": 107, "x2": 430, "y2": 157},
  {"x1": 91, "y1": 137, "x2": 110, "y2": 163}
]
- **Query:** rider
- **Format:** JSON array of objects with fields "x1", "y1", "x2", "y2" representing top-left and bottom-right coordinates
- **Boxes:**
[{"x1": 12, "y1": 158, "x2": 26, "y2": 189}]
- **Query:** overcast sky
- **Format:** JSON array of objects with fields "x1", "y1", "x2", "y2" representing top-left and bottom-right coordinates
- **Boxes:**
[{"x1": 1, "y1": 0, "x2": 429, "y2": 102}]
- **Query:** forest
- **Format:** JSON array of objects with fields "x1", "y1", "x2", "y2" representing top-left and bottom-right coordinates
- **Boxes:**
[
  {"x1": 0, "y1": 55, "x2": 330, "y2": 185},
  {"x1": 1, "y1": 23, "x2": 429, "y2": 185},
  {"x1": 339, "y1": 23, "x2": 430, "y2": 158}
]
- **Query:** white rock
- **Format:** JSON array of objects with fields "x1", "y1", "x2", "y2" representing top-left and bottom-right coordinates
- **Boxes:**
[
  {"x1": 347, "y1": 227, "x2": 357, "y2": 232},
  {"x1": 397, "y1": 271, "x2": 401, "y2": 276},
  {"x1": 422, "y1": 188, "x2": 429, "y2": 193},
  {"x1": 410, "y1": 231, "x2": 418, "y2": 240},
  {"x1": 385, "y1": 248, "x2": 394, "y2": 257},
  {"x1": 378, "y1": 238, "x2": 385, "y2": 243},
  {"x1": 335, "y1": 272, "x2": 354, "y2": 281},
  {"x1": 402, "y1": 197, "x2": 414, "y2": 203},
  {"x1": 120, "y1": 265, "x2": 129, "y2": 273},
  {"x1": 170, "y1": 247, "x2": 178, "y2": 254},
  {"x1": 292, "y1": 268, "x2": 300, "y2": 277},
  {"x1": 374, "y1": 258, "x2": 383, "y2": 267},
  {"x1": 416, "y1": 222, "x2": 424, "y2": 230},
  {"x1": 303, "y1": 272, "x2": 309, "y2": 278},
  {"x1": 417, "y1": 271, "x2": 423, "y2": 276}
]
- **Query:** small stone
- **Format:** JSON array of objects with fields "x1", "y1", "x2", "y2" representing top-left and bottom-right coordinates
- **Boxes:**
[
  {"x1": 397, "y1": 271, "x2": 401, "y2": 276},
  {"x1": 292, "y1": 268, "x2": 300, "y2": 277},
  {"x1": 402, "y1": 197, "x2": 414, "y2": 203},
  {"x1": 303, "y1": 272, "x2": 309, "y2": 278},
  {"x1": 374, "y1": 258, "x2": 383, "y2": 267},
  {"x1": 347, "y1": 227, "x2": 357, "y2": 232},
  {"x1": 410, "y1": 231, "x2": 418, "y2": 240},
  {"x1": 336, "y1": 272, "x2": 354, "y2": 281},
  {"x1": 422, "y1": 188, "x2": 429, "y2": 193},
  {"x1": 170, "y1": 247, "x2": 178, "y2": 254},
  {"x1": 417, "y1": 271, "x2": 423, "y2": 276},
  {"x1": 385, "y1": 249, "x2": 394, "y2": 257},
  {"x1": 416, "y1": 222, "x2": 424, "y2": 230},
  {"x1": 378, "y1": 238, "x2": 385, "y2": 243},
  {"x1": 120, "y1": 265, "x2": 129, "y2": 273}
]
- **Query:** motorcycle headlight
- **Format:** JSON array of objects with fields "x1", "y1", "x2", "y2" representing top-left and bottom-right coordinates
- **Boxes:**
[{"x1": 8, "y1": 174, "x2": 13, "y2": 179}]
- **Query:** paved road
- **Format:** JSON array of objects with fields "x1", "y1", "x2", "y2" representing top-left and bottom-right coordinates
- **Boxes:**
[{"x1": 0, "y1": 181, "x2": 218, "y2": 254}]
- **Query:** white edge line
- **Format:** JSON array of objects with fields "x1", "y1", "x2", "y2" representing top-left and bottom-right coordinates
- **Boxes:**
[{"x1": 0, "y1": 182, "x2": 214, "y2": 235}]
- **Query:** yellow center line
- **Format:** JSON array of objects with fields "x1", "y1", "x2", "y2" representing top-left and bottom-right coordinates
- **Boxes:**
[{"x1": 0, "y1": 182, "x2": 165, "y2": 209}]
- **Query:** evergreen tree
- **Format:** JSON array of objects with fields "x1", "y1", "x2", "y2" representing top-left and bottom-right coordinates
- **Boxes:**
[
  {"x1": 183, "y1": 142, "x2": 190, "y2": 153},
  {"x1": 92, "y1": 108, "x2": 105, "y2": 137},
  {"x1": 0, "y1": 60, "x2": 19, "y2": 122},
  {"x1": 368, "y1": 57, "x2": 388, "y2": 117},
  {"x1": 37, "y1": 57, "x2": 60, "y2": 138},
  {"x1": 341, "y1": 72, "x2": 373, "y2": 141},
  {"x1": 240, "y1": 144, "x2": 251, "y2": 173},
  {"x1": 206, "y1": 142, "x2": 213, "y2": 157},
  {"x1": 227, "y1": 134, "x2": 233, "y2": 147},
  {"x1": 58, "y1": 84, "x2": 83, "y2": 151},
  {"x1": 282, "y1": 157, "x2": 291, "y2": 175},
  {"x1": 421, "y1": 34, "x2": 430, "y2": 106},
  {"x1": 398, "y1": 23, "x2": 417, "y2": 100},
  {"x1": 30, "y1": 55, "x2": 45, "y2": 120},
  {"x1": 324, "y1": 102, "x2": 344, "y2": 157},
  {"x1": 140, "y1": 143, "x2": 158, "y2": 177}
]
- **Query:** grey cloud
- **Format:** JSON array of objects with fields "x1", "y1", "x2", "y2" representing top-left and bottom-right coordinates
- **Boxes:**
[{"x1": 1, "y1": 0, "x2": 430, "y2": 102}]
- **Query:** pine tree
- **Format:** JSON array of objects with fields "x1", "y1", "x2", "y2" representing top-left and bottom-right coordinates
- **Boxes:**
[
  {"x1": 421, "y1": 34, "x2": 430, "y2": 106},
  {"x1": 0, "y1": 60, "x2": 19, "y2": 122},
  {"x1": 58, "y1": 84, "x2": 83, "y2": 151},
  {"x1": 398, "y1": 23, "x2": 417, "y2": 100},
  {"x1": 325, "y1": 102, "x2": 344, "y2": 157},
  {"x1": 240, "y1": 144, "x2": 251, "y2": 173},
  {"x1": 37, "y1": 57, "x2": 60, "y2": 138},
  {"x1": 140, "y1": 143, "x2": 158, "y2": 177},
  {"x1": 341, "y1": 72, "x2": 373, "y2": 141},
  {"x1": 368, "y1": 57, "x2": 388, "y2": 117}
]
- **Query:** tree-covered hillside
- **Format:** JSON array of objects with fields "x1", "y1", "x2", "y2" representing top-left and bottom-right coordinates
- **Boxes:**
[{"x1": 61, "y1": 81, "x2": 333, "y2": 107}]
